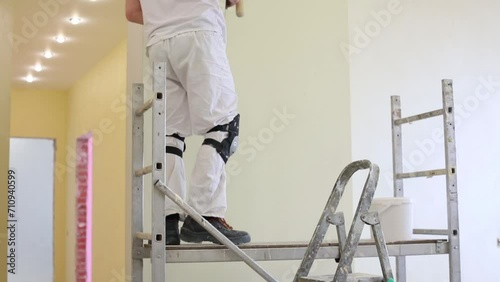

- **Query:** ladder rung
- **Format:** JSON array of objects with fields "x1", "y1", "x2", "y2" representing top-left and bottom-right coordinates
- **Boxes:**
[
  {"x1": 136, "y1": 232, "x2": 152, "y2": 241},
  {"x1": 397, "y1": 169, "x2": 447, "y2": 179},
  {"x1": 413, "y1": 229, "x2": 449, "y2": 236},
  {"x1": 135, "y1": 98, "x2": 153, "y2": 116},
  {"x1": 135, "y1": 166, "x2": 153, "y2": 177},
  {"x1": 394, "y1": 109, "x2": 443, "y2": 125}
]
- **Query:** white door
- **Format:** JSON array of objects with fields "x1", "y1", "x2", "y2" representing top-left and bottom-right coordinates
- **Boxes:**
[{"x1": 8, "y1": 138, "x2": 54, "y2": 282}]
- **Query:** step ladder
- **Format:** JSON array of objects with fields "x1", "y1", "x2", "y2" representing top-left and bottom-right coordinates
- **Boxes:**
[
  {"x1": 293, "y1": 160, "x2": 394, "y2": 282},
  {"x1": 390, "y1": 79, "x2": 461, "y2": 282}
]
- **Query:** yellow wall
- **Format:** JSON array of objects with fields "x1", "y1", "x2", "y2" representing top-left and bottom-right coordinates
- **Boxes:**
[
  {"x1": 66, "y1": 40, "x2": 127, "y2": 282},
  {"x1": 10, "y1": 88, "x2": 68, "y2": 282},
  {"x1": 0, "y1": 1, "x2": 13, "y2": 281},
  {"x1": 9, "y1": 41, "x2": 128, "y2": 282}
]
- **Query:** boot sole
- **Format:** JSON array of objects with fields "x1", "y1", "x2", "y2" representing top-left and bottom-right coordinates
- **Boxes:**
[
  {"x1": 165, "y1": 232, "x2": 180, "y2": 245},
  {"x1": 165, "y1": 238, "x2": 180, "y2": 245},
  {"x1": 180, "y1": 228, "x2": 251, "y2": 245}
]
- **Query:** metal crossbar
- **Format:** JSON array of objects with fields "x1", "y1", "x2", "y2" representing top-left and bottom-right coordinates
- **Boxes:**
[
  {"x1": 394, "y1": 109, "x2": 444, "y2": 125},
  {"x1": 413, "y1": 229, "x2": 449, "y2": 236},
  {"x1": 396, "y1": 169, "x2": 447, "y2": 179}
]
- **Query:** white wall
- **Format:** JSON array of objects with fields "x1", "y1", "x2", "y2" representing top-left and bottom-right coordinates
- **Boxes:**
[
  {"x1": 348, "y1": 0, "x2": 500, "y2": 280},
  {"x1": 134, "y1": 0, "x2": 353, "y2": 281},
  {"x1": 8, "y1": 138, "x2": 54, "y2": 282}
]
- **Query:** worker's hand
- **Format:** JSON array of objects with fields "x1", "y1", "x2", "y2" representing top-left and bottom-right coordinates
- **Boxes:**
[{"x1": 226, "y1": 0, "x2": 240, "y2": 8}]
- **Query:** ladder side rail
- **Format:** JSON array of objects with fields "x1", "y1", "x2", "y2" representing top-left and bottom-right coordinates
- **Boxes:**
[
  {"x1": 361, "y1": 212, "x2": 394, "y2": 281},
  {"x1": 442, "y1": 79, "x2": 462, "y2": 282},
  {"x1": 132, "y1": 84, "x2": 145, "y2": 282},
  {"x1": 391, "y1": 95, "x2": 407, "y2": 282},
  {"x1": 151, "y1": 63, "x2": 167, "y2": 281},
  {"x1": 391, "y1": 96, "x2": 405, "y2": 197},
  {"x1": 333, "y1": 163, "x2": 380, "y2": 282}
]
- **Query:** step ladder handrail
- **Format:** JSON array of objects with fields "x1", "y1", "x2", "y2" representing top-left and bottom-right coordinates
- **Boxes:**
[
  {"x1": 333, "y1": 162, "x2": 382, "y2": 281},
  {"x1": 294, "y1": 160, "x2": 380, "y2": 282}
]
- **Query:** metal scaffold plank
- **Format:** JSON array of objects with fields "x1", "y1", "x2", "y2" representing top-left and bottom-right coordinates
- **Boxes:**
[{"x1": 140, "y1": 240, "x2": 449, "y2": 262}]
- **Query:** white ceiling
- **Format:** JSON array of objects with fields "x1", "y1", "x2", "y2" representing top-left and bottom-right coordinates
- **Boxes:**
[{"x1": 11, "y1": 0, "x2": 127, "y2": 90}]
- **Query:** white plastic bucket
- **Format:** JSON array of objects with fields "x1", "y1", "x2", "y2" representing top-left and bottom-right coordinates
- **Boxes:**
[{"x1": 369, "y1": 197, "x2": 413, "y2": 243}]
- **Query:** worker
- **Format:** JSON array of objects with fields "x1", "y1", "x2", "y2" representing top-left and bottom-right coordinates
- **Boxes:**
[{"x1": 125, "y1": 0, "x2": 250, "y2": 245}]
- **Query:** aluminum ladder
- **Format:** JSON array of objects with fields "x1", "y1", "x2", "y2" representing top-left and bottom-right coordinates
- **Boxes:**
[{"x1": 390, "y1": 79, "x2": 462, "y2": 282}]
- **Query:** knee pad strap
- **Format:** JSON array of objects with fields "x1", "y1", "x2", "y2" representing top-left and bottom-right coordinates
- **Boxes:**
[
  {"x1": 202, "y1": 114, "x2": 240, "y2": 163},
  {"x1": 166, "y1": 134, "x2": 186, "y2": 158}
]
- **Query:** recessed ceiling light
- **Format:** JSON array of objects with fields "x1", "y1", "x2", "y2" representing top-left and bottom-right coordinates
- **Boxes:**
[
  {"x1": 34, "y1": 64, "x2": 42, "y2": 72},
  {"x1": 69, "y1": 17, "x2": 82, "y2": 25},
  {"x1": 26, "y1": 74, "x2": 34, "y2": 83},
  {"x1": 43, "y1": 50, "x2": 53, "y2": 59},
  {"x1": 55, "y1": 35, "x2": 66, "y2": 43}
]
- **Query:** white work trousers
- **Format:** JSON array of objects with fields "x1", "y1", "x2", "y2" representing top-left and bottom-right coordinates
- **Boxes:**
[{"x1": 147, "y1": 31, "x2": 238, "y2": 218}]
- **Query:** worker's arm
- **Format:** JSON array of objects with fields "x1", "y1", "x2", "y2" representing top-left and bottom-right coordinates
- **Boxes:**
[
  {"x1": 226, "y1": 0, "x2": 240, "y2": 8},
  {"x1": 126, "y1": 0, "x2": 143, "y2": 25}
]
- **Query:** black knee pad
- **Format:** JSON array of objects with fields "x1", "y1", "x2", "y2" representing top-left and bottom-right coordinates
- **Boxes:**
[
  {"x1": 202, "y1": 114, "x2": 240, "y2": 163},
  {"x1": 166, "y1": 134, "x2": 186, "y2": 158}
]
